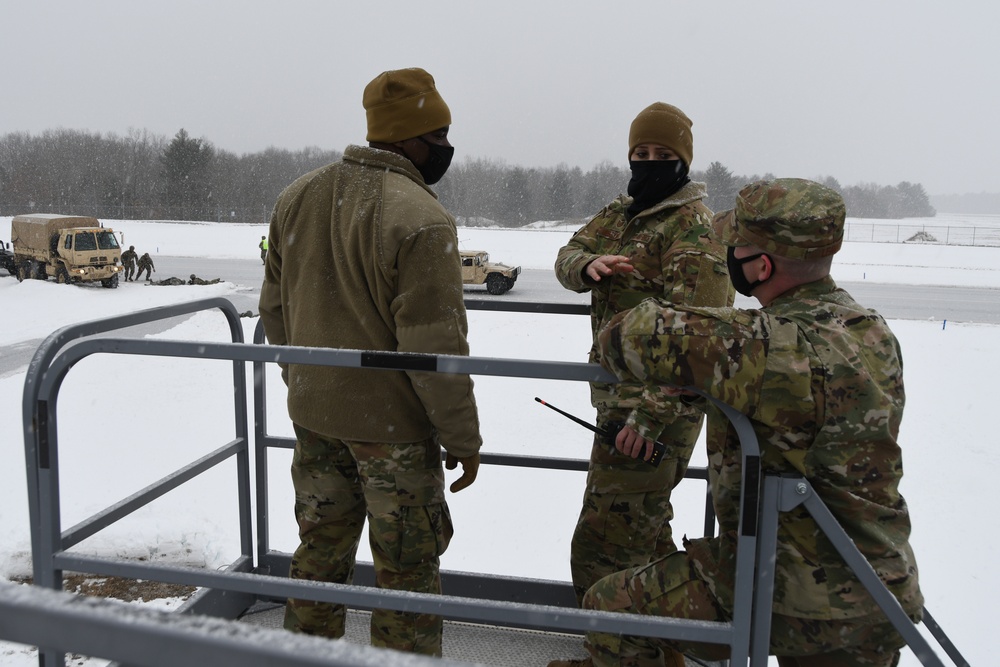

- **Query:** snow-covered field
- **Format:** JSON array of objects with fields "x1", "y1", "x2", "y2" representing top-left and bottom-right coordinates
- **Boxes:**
[{"x1": 1, "y1": 214, "x2": 996, "y2": 666}]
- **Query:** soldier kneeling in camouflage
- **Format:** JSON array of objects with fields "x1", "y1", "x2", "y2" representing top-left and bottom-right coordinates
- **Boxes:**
[{"x1": 551, "y1": 179, "x2": 922, "y2": 667}]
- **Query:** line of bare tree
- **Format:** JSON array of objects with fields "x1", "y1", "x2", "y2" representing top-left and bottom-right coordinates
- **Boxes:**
[
  {"x1": 0, "y1": 128, "x2": 934, "y2": 228},
  {"x1": 0, "y1": 128, "x2": 340, "y2": 224}
]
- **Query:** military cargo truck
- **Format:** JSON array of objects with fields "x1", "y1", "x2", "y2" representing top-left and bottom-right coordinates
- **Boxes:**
[
  {"x1": 460, "y1": 250, "x2": 520, "y2": 295},
  {"x1": 10, "y1": 214, "x2": 124, "y2": 288}
]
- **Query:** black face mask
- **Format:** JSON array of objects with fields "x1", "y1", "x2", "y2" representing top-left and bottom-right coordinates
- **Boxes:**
[
  {"x1": 626, "y1": 159, "x2": 689, "y2": 219},
  {"x1": 415, "y1": 137, "x2": 454, "y2": 185},
  {"x1": 727, "y1": 246, "x2": 770, "y2": 297}
]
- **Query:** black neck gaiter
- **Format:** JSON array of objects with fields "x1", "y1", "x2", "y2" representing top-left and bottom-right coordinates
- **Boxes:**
[{"x1": 626, "y1": 159, "x2": 689, "y2": 220}]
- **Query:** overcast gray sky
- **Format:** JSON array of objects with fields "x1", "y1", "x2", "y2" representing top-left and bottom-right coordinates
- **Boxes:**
[{"x1": 4, "y1": 0, "x2": 998, "y2": 196}]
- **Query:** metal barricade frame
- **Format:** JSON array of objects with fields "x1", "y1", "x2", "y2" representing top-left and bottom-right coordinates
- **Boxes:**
[{"x1": 15, "y1": 297, "x2": 967, "y2": 666}]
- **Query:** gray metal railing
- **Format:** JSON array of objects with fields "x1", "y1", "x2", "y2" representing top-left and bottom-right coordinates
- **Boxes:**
[
  {"x1": 0, "y1": 579, "x2": 464, "y2": 667},
  {"x1": 14, "y1": 297, "x2": 967, "y2": 666}
]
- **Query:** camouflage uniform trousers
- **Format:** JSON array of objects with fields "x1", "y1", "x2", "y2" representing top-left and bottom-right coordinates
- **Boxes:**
[
  {"x1": 580, "y1": 552, "x2": 905, "y2": 667},
  {"x1": 283, "y1": 424, "x2": 453, "y2": 656},
  {"x1": 570, "y1": 410, "x2": 697, "y2": 605}
]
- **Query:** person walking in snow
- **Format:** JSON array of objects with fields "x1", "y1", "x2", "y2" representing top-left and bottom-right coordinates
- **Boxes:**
[
  {"x1": 258, "y1": 235, "x2": 268, "y2": 264},
  {"x1": 551, "y1": 179, "x2": 923, "y2": 667},
  {"x1": 258, "y1": 67, "x2": 482, "y2": 658},
  {"x1": 135, "y1": 252, "x2": 155, "y2": 281}
]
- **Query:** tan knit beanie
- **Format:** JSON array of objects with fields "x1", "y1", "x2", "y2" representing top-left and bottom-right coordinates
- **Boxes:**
[
  {"x1": 627, "y1": 102, "x2": 694, "y2": 166},
  {"x1": 364, "y1": 68, "x2": 452, "y2": 143}
]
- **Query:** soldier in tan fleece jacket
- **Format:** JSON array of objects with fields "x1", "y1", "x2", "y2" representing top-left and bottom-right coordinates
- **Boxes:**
[{"x1": 258, "y1": 67, "x2": 482, "y2": 657}]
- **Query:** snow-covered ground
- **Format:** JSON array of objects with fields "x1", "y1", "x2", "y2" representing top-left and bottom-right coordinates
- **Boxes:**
[{"x1": 1, "y1": 214, "x2": 996, "y2": 666}]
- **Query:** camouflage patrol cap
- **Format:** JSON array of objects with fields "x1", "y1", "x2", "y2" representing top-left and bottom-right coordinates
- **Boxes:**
[{"x1": 712, "y1": 178, "x2": 845, "y2": 260}]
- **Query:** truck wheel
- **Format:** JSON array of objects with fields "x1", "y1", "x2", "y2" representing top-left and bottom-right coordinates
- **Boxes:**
[
  {"x1": 16, "y1": 263, "x2": 28, "y2": 282},
  {"x1": 486, "y1": 273, "x2": 509, "y2": 295},
  {"x1": 101, "y1": 274, "x2": 120, "y2": 289},
  {"x1": 56, "y1": 267, "x2": 71, "y2": 284},
  {"x1": 33, "y1": 262, "x2": 47, "y2": 280},
  {"x1": 506, "y1": 277, "x2": 516, "y2": 291}
]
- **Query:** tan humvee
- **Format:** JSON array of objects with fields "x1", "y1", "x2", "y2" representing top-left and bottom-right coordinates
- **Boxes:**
[{"x1": 460, "y1": 250, "x2": 520, "y2": 295}]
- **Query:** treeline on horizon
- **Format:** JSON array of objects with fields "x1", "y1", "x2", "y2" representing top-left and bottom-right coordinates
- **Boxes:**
[{"x1": 0, "y1": 128, "x2": 936, "y2": 227}]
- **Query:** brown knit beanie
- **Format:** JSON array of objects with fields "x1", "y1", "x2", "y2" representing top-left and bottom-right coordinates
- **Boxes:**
[
  {"x1": 364, "y1": 68, "x2": 452, "y2": 143},
  {"x1": 627, "y1": 102, "x2": 694, "y2": 166}
]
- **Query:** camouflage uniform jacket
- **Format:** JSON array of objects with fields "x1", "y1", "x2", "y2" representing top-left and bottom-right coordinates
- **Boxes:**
[
  {"x1": 120, "y1": 248, "x2": 138, "y2": 268},
  {"x1": 259, "y1": 145, "x2": 482, "y2": 458},
  {"x1": 554, "y1": 181, "x2": 733, "y2": 441},
  {"x1": 598, "y1": 276, "x2": 923, "y2": 620}
]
